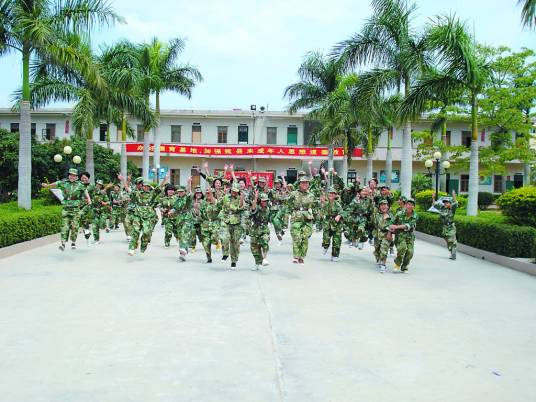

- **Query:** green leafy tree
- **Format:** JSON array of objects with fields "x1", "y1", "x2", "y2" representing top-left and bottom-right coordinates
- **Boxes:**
[
  {"x1": 519, "y1": 0, "x2": 536, "y2": 28},
  {"x1": 0, "y1": 0, "x2": 123, "y2": 209}
]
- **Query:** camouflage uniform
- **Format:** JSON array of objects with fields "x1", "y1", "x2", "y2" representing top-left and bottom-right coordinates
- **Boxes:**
[
  {"x1": 436, "y1": 198, "x2": 458, "y2": 259},
  {"x1": 343, "y1": 196, "x2": 369, "y2": 245},
  {"x1": 79, "y1": 182, "x2": 96, "y2": 240},
  {"x1": 171, "y1": 188, "x2": 193, "y2": 252},
  {"x1": 250, "y1": 194, "x2": 271, "y2": 267},
  {"x1": 129, "y1": 183, "x2": 159, "y2": 253},
  {"x1": 321, "y1": 188, "x2": 344, "y2": 258},
  {"x1": 109, "y1": 188, "x2": 127, "y2": 229},
  {"x1": 220, "y1": 186, "x2": 244, "y2": 264},
  {"x1": 268, "y1": 181, "x2": 286, "y2": 238},
  {"x1": 288, "y1": 178, "x2": 316, "y2": 260},
  {"x1": 200, "y1": 193, "x2": 221, "y2": 261},
  {"x1": 91, "y1": 183, "x2": 110, "y2": 242},
  {"x1": 392, "y1": 204, "x2": 417, "y2": 271},
  {"x1": 373, "y1": 201, "x2": 394, "y2": 264},
  {"x1": 190, "y1": 188, "x2": 204, "y2": 250},
  {"x1": 160, "y1": 192, "x2": 178, "y2": 247},
  {"x1": 55, "y1": 178, "x2": 87, "y2": 244}
]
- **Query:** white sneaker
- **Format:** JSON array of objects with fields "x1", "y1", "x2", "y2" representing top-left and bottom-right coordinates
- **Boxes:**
[
  {"x1": 128, "y1": 249, "x2": 135, "y2": 256},
  {"x1": 86, "y1": 238, "x2": 91, "y2": 247},
  {"x1": 358, "y1": 242, "x2": 364, "y2": 250},
  {"x1": 262, "y1": 258, "x2": 269, "y2": 266},
  {"x1": 379, "y1": 264, "x2": 386, "y2": 274},
  {"x1": 239, "y1": 239, "x2": 245, "y2": 245},
  {"x1": 251, "y1": 265, "x2": 260, "y2": 271},
  {"x1": 349, "y1": 242, "x2": 354, "y2": 248},
  {"x1": 164, "y1": 245, "x2": 169, "y2": 249},
  {"x1": 126, "y1": 236, "x2": 132, "y2": 242},
  {"x1": 322, "y1": 248, "x2": 328, "y2": 255},
  {"x1": 92, "y1": 240, "x2": 100, "y2": 245},
  {"x1": 71, "y1": 243, "x2": 76, "y2": 250},
  {"x1": 292, "y1": 258, "x2": 299, "y2": 264},
  {"x1": 83, "y1": 229, "x2": 91, "y2": 236},
  {"x1": 331, "y1": 256, "x2": 339, "y2": 262},
  {"x1": 277, "y1": 240, "x2": 283, "y2": 247}
]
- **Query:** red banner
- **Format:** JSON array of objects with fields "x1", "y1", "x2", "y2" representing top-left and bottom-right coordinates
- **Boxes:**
[
  {"x1": 213, "y1": 170, "x2": 274, "y2": 187},
  {"x1": 125, "y1": 143, "x2": 362, "y2": 158}
]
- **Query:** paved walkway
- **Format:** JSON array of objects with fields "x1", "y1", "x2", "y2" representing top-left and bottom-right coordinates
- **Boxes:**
[{"x1": 1, "y1": 226, "x2": 535, "y2": 402}]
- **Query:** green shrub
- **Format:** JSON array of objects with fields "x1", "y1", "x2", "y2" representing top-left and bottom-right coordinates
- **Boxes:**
[
  {"x1": 496, "y1": 187, "x2": 536, "y2": 227},
  {"x1": 477, "y1": 192, "x2": 494, "y2": 210},
  {"x1": 391, "y1": 190, "x2": 401, "y2": 201},
  {"x1": 411, "y1": 173, "x2": 432, "y2": 197},
  {"x1": 415, "y1": 190, "x2": 447, "y2": 210},
  {"x1": 0, "y1": 204, "x2": 61, "y2": 248},
  {"x1": 416, "y1": 211, "x2": 536, "y2": 258}
]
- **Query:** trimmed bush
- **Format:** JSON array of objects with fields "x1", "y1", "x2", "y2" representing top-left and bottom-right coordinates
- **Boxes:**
[
  {"x1": 496, "y1": 187, "x2": 536, "y2": 227},
  {"x1": 0, "y1": 204, "x2": 61, "y2": 248},
  {"x1": 411, "y1": 173, "x2": 432, "y2": 197},
  {"x1": 415, "y1": 190, "x2": 447, "y2": 210},
  {"x1": 417, "y1": 211, "x2": 536, "y2": 258},
  {"x1": 478, "y1": 192, "x2": 494, "y2": 210}
]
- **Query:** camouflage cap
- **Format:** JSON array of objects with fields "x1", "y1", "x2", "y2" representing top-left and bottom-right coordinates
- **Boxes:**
[
  {"x1": 205, "y1": 187, "x2": 215, "y2": 193},
  {"x1": 68, "y1": 168, "x2": 78, "y2": 175},
  {"x1": 287, "y1": 183, "x2": 295, "y2": 190},
  {"x1": 442, "y1": 197, "x2": 452, "y2": 203},
  {"x1": 165, "y1": 184, "x2": 176, "y2": 192},
  {"x1": 328, "y1": 186, "x2": 337, "y2": 193},
  {"x1": 346, "y1": 183, "x2": 355, "y2": 189},
  {"x1": 176, "y1": 185, "x2": 186, "y2": 192},
  {"x1": 406, "y1": 198, "x2": 416, "y2": 205},
  {"x1": 274, "y1": 178, "x2": 282, "y2": 184},
  {"x1": 134, "y1": 177, "x2": 144, "y2": 184},
  {"x1": 378, "y1": 199, "x2": 389, "y2": 206},
  {"x1": 259, "y1": 193, "x2": 269, "y2": 202},
  {"x1": 142, "y1": 180, "x2": 153, "y2": 187},
  {"x1": 96, "y1": 179, "x2": 104, "y2": 186},
  {"x1": 299, "y1": 176, "x2": 310, "y2": 183},
  {"x1": 231, "y1": 184, "x2": 241, "y2": 192},
  {"x1": 380, "y1": 185, "x2": 390, "y2": 190},
  {"x1": 222, "y1": 179, "x2": 230, "y2": 185},
  {"x1": 194, "y1": 186, "x2": 203, "y2": 193},
  {"x1": 298, "y1": 170, "x2": 307, "y2": 177},
  {"x1": 399, "y1": 195, "x2": 408, "y2": 202},
  {"x1": 258, "y1": 177, "x2": 267, "y2": 183}
]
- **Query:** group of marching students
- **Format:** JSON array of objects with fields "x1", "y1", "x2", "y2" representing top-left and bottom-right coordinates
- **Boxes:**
[{"x1": 42, "y1": 161, "x2": 459, "y2": 274}]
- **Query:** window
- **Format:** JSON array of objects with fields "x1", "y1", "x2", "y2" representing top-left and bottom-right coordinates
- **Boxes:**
[
  {"x1": 171, "y1": 125, "x2": 181, "y2": 143},
  {"x1": 192, "y1": 124, "x2": 201, "y2": 143},
  {"x1": 287, "y1": 126, "x2": 298, "y2": 145},
  {"x1": 99, "y1": 124, "x2": 108, "y2": 142},
  {"x1": 460, "y1": 174, "x2": 469, "y2": 192},
  {"x1": 217, "y1": 126, "x2": 228, "y2": 144},
  {"x1": 10, "y1": 123, "x2": 19, "y2": 133},
  {"x1": 238, "y1": 125, "x2": 248, "y2": 144},
  {"x1": 45, "y1": 123, "x2": 56, "y2": 140},
  {"x1": 493, "y1": 175, "x2": 503, "y2": 193},
  {"x1": 445, "y1": 130, "x2": 451, "y2": 146},
  {"x1": 31, "y1": 123, "x2": 36, "y2": 137},
  {"x1": 191, "y1": 167, "x2": 200, "y2": 187},
  {"x1": 137, "y1": 125, "x2": 144, "y2": 141},
  {"x1": 286, "y1": 168, "x2": 297, "y2": 184},
  {"x1": 462, "y1": 131, "x2": 472, "y2": 147},
  {"x1": 514, "y1": 174, "x2": 523, "y2": 189},
  {"x1": 170, "y1": 169, "x2": 180, "y2": 185},
  {"x1": 267, "y1": 127, "x2": 277, "y2": 144}
]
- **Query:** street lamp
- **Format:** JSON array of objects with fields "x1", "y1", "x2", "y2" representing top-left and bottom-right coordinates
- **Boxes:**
[
  {"x1": 424, "y1": 151, "x2": 451, "y2": 196},
  {"x1": 54, "y1": 146, "x2": 81, "y2": 176}
]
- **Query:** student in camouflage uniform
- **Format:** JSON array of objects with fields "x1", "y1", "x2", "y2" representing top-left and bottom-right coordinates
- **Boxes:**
[
  {"x1": 160, "y1": 184, "x2": 177, "y2": 248},
  {"x1": 288, "y1": 176, "x2": 316, "y2": 265},
  {"x1": 190, "y1": 186, "x2": 204, "y2": 252},
  {"x1": 320, "y1": 187, "x2": 344, "y2": 261},
  {"x1": 41, "y1": 168, "x2": 90, "y2": 251},
  {"x1": 200, "y1": 188, "x2": 221, "y2": 263},
  {"x1": 109, "y1": 184, "x2": 126, "y2": 230},
  {"x1": 390, "y1": 198, "x2": 417, "y2": 273},
  {"x1": 78, "y1": 171, "x2": 94, "y2": 244},
  {"x1": 170, "y1": 184, "x2": 193, "y2": 261},
  {"x1": 433, "y1": 190, "x2": 458, "y2": 260},
  {"x1": 268, "y1": 178, "x2": 287, "y2": 242},
  {"x1": 249, "y1": 191, "x2": 271, "y2": 271},
  {"x1": 124, "y1": 177, "x2": 143, "y2": 243},
  {"x1": 91, "y1": 180, "x2": 110, "y2": 244},
  {"x1": 373, "y1": 199, "x2": 394, "y2": 273},
  {"x1": 220, "y1": 183, "x2": 245, "y2": 269},
  {"x1": 343, "y1": 188, "x2": 370, "y2": 249}
]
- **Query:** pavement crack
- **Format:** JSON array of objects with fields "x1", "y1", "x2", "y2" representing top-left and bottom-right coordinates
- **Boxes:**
[{"x1": 256, "y1": 276, "x2": 286, "y2": 402}]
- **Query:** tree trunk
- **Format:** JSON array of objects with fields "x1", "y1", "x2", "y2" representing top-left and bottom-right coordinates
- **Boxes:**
[
  {"x1": 440, "y1": 120, "x2": 448, "y2": 191},
  {"x1": 385, "y1": 127, "x2": 393, "y2": 187},
  {"x1": 401, "y1": 120, "x2": 412, "y2": 198},
  {"x1": 366, "y1": 127, "x2": 374, "y2": 183},
  {"x1": 341, "y1": 157, "x2": 348, "y2": 186},
  {"x1": 120, "y1": 115, "x2": 127, "y2": 178},
  {"x1": 18, "y1": 45, "x2": 32, "y2": 210},
  {"x1": 467, "y1": 94, "x2": 479, "y2": 216},
  {"x1": 106, "y1": 123, "x2": 111, "y2": 149},
  {"x1": 142, "y1": 130, "x2": 150, "y2": 180},
  {"x1": 524, "y1": 163, "x2": 531, "y2": 186},
  {"x1": 86, "y1": 126, "x2": 95, "y2": 184},
  {"x1": 327, "y1": 144, "x2": 334, "y2": 187},
  {"x1": 153, "y1": 91, "x2": 161, "y2": 170}
]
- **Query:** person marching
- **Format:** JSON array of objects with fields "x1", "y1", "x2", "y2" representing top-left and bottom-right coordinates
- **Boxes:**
[
  {"x1": 268, "y1": 177, "x2": 287, "y2": 244},
  {"x1": 169, "y1": 182, "x2": 193, "y2": 262},
  {"x1": 160, "y1": 184, "x2": 177, "y2": 248},
  {"x1": 390, "y1": 198, "x2": 417, "y2": 273},
  {"x1": 320, "y1": 186, "x2": 344, "y2": 261},
  {"x1": 220, "y1": 183, "x2": 245, "y2": 270},
  {"x1": 200, "y1": 188, "x2": 221, "y2": 263},
  {"x1": 109, "y1": 183, "x2": 127, "y2": 230},
  {"x1": 288, "y1": 176, "x2": 316, "y2": 265},
  {"x1": 249, "y1": 191, "x2": 272, "y2": 271},
  {"x1": 41, "y1": 168, "x2": 90, "y2": 251},
  {"x1": 433, "y1": 190, "x2": 459, "y2": 260},
  {"x1": 79, "y1": 171, "x2": 95, "y2": 245},
  {"x1": 373, "y1": 199, "x2": 394, "y2": 273},
  {"x1": 344, "y1": 187, "x2": 370, "y2": 249},
  {"x1": 124, "y1": 177, "x2": 143, "y2": 243},
  {"x1": 190, "y1": 186, "x2": 204, "y2": 253},
  {"x1": 90, "y1": 180, "x2": 110, "y2": 245}
]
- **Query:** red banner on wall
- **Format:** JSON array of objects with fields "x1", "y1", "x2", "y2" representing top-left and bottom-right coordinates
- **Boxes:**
[
  {"x1": 125, "y1": 143, "x2": 363, "y2": 158},
  {"x1": 213, "y1": 170, "x2": 275, "y2": 187}
]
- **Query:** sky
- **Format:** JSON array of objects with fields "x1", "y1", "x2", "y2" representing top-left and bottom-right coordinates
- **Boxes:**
[{"x1": 0, "y1": 0, "x2": 533, "y2": 111}]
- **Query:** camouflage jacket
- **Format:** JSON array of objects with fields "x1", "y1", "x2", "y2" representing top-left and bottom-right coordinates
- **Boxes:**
[
  {"x1": 392, "y1": 209, "x2": 417, "y2": 239},
  {"x1": 221, "y1": 194, "x2": 244, "y2": 225},
  {"x1": 373, "y1": 211, "x2": 394, "y2": 239},
  {"x1": 172, "y1": 194, "x2": 193, "y2": 222},
  {"x1": 321, "y1": 199, "x2": 344, "y2": 230},
  {"x1": 200, "y1": 199, "x2": 221, "y2": 228},
  {"x1": 344, "y1": 197, "x2": 370, "y2": 223},
  {"x1": 288, "y1": 189, "x2": 317, "y2": 223},
  {"x1": 250, "y1": 205, "x2": 271, "y2": 236},
  {"x1": 55, "y1": 180, "x2": 87, "y2": 209},
  {"x1": 436, "y1": 201, "x2": 458, "y2": 227}
]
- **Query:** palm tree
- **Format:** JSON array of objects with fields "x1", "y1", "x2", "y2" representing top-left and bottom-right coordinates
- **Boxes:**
[
  {"x1": 403, "y1": 15, "x2": 491, "y2": 216},
  {"x1": 136, "y1": 37, "x2": 202, "y2": 178},
  {"x1": 332, "y1": 0, "x2": 428, "y2": 198},
  {"x1": 519, "y1": 0, "x2": 536, "y2": 28},
  {"x1": 284, "y1": 51, "x2": 343, "y2": 171},
  {"x1": 0, "y1": 0, "x2": 123, "y2": 209}
]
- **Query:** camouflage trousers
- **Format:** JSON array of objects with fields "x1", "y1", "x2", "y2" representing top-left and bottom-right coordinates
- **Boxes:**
[
  {"x1": 92, "y1": 210, "x2": 106, "y2": 241},
  {"x1": 442, "y1": 225, "x2": 457, "y2": 252},
  {"x1": 346, "y1": 218, "x2": 368, "y2": 243},
  {"x1": 78, "y1": 205, "x2": 92, "y2": 239},
  {"x1": 190, "y1": 222, "x2": 203, "y2": 249},
  {"x1": 374, "y1": 233, "x2": 391, "y2": 263},
  {"x1": 101, "y1": 209, "x2": 111, "y2": 230},
  {"x1": 250, "y1": 227, "x2": 270, "y2": 265},
  {"x1": 270, "y1": 209, "x2": 284, "y2": 236},
  {"x1": 290, "y1": 220, "x2": 313, "y2": 258},
  {"x1": 124, "y1": 211, "x2": 135, "y2": 238},
  {"x1": 322, "y1": 227, "x2": 342, "y2": 257},
  {"x1": 241, "y1": 211, "x2": 250, "y2": 239},
  {"x1": 395, "y1": 234, "x2": 415, "y2": 270},
  {"x1": 163, "y1": 216, "x2": 177, "y2": 247},
  {"x1": 221, "y1": 223, "x2": 242, "y2": 263},
  {"x1": 201, "y1": 221, "x2": 220, "y2": 259},
  {"x1": 174, "y1": 218, "x2": 193, "y2": 251},
  {"x1": 60, "y1": 208, "x2": 80, "y2": 243},
  {"x1": 129, "y1": 213, "x2": 156, "y2": 252},
  {"x1": 110, "y1": 207, "x2": 124, "y2": 229}
]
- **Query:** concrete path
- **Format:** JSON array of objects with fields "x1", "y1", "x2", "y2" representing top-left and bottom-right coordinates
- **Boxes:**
[{"x1": 1, "y1": 226, "x2": 535, "y2": 402}]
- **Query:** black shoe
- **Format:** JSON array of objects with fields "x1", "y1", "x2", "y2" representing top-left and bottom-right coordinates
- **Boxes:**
[
  {"x1": 59, "y1": 243, "x2": 65, "y2": 252},
  {"x1": 230, "y1": 262, "x2": 236, "y2": 270},
  {"x1": 222, "y1": 255, "x2": 229, "y2": 261},
  {"x1": 207, "y1": 257, "x2": 212, "y2": 263},
  {"x1": 71, "y1": 243, "x2": 76, "y2": 250}
]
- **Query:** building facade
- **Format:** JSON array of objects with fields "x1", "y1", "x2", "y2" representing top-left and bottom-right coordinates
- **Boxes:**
[{"x1": 0, "y1": 108, "x2": 528, "y2": 193}]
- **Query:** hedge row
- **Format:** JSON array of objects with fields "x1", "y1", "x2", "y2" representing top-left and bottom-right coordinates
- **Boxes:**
[
  {"x1": 0, "y1": 207, "x2": 62, "y2": 248},
  {"x1": 416, "y1": 211, "x2": 536, "y2": 258}
]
